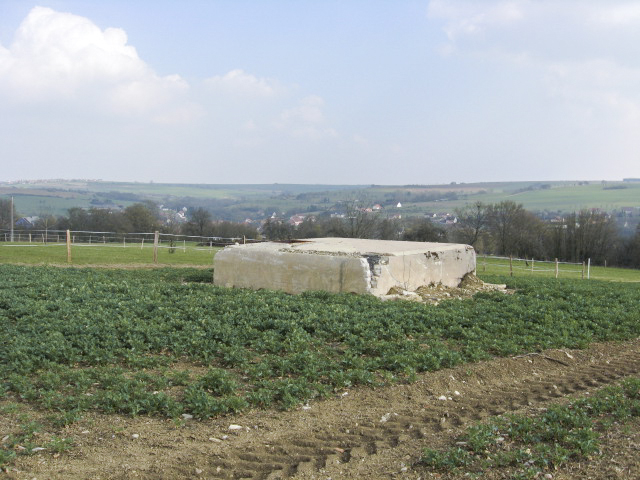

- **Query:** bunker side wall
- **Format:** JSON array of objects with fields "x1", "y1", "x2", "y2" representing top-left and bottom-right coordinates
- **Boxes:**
[
  {"x1": 369, "y1": 246, "x2": 476, "y2": 295},
  {"x1": 214, "y1": 248, "x2": 371, "y2": 294}
]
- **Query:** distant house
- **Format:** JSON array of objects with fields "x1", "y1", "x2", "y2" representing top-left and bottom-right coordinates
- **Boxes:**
[
  {"x1": 288, "y1": 214, "x2": 306, "y2": 226},
  {"x1": 396, "y1": 202, "x2": 402, "y2": 208},
  {"x1": 16, "y1": 216, "x2": 39, "y2": 228},
  {"x1": 372, "y1": 204, "x2": 382, "y2": 211}
]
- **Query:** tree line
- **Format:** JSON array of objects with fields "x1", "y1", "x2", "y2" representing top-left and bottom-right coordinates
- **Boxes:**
[
  {"x1": 1, "y1": 199, "x2": 639, "y2": 268},
  {"x1": 262, "y1": 200, "x2": 640, "y2": 269},
  {"x1": 0, "y1": 202, "x2": 258, "y2": 240}
]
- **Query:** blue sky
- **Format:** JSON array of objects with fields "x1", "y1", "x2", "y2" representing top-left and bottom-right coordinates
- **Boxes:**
[{"x1": 1, "y1": 1, "x2": 639, "y2": 184}]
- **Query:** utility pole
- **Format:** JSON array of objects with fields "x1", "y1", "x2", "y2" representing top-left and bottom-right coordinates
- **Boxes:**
[{"x1": 10, "y1": 196, "x2": 14, "y2": 243}]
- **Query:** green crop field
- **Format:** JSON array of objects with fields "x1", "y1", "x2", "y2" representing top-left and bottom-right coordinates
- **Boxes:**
[
  {"x1": 1, "y1": 266, "x2": 638, "y2": 418},
  {"x1": 1, "y1": 263, "x2": 640, "y2": 466}
]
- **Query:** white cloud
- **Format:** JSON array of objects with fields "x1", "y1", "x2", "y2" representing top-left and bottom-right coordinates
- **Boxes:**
[
  {"x1": 586, "y1": 3, "x2": 640, "y2": 27},
  {"x1": 428, "y1": 0, "x2": 640, "y2": 133},
  {"x1": 428, "y1": 0, "x2": 525, "y2": 40},
  {"x1": 0, "y1": 6, "x2": 198, "y2": 122},
  {"x1": 276, "y1": 95, "x2": 337, "y2": 139},
  {"x1": 205, "y1": 69, "x2": 278, "y2": 97}
]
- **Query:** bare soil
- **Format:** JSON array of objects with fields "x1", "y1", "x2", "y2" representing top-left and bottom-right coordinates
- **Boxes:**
[{"x1": 3, "y1": 339, "x2": 640, "y2": 479}]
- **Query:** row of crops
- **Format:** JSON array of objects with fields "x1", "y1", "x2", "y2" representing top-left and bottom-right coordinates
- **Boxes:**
[{"x1": 1, "y1": 265, "x2": 639, "y2": 420}]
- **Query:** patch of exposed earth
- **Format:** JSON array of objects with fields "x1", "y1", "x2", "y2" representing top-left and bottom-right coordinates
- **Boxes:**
[{"x1": 3, "y1": 339, "x2": 640, "y2": 479}]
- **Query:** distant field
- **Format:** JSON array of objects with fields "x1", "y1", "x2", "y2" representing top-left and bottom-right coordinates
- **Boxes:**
[
  {"x1": 394, "y1": 182, "x2": 640, "y2": 214},
  {"x1": 2, "y1": 179, "x2": 639, "y2": 218}
]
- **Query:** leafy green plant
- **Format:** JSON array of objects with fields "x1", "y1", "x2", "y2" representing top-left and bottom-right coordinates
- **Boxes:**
[
  {"x1": 420, "y1": 379, "x2": 640, "y2": 477},
  {"x1": 1, "y1": 264, "x2": 640, "y2": 468}
]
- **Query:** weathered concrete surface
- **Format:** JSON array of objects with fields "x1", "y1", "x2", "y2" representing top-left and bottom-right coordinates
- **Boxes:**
[{"x1": 214, "y1": 238, "x2": 476, "y2": 296}]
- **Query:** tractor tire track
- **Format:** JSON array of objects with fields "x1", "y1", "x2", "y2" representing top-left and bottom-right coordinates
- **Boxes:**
[{"x1": 205, "y1": 341, "x2": 640, "y2": 479}]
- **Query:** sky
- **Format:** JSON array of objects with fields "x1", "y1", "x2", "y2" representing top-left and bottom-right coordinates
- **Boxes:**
[{"x1": 1, "y1": 1, "x2": 639, "y2": 185}]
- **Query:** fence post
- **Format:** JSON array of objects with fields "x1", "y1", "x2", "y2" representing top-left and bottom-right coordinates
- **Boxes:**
[
  {"x1": 531, "y1": 257, "x2": 534, "y2": 274},
  {"x1": 183, "y1": 239, "x2": 186, "y2": 253},
  {"x1": 555, "y1": 258, "x2": 559, "y2": 278},
  {"x1": 483, "y1": 255, "x2": 486, "y2": 272},
  {"x1": 123, "y1": 235, "x2": 126, "y2": 248},
  {"x1": 581, "y1": 261, "x2": 585, "y2": 280},
  {"x1": 153, "y1": 231, "x2": 159, "y2": 264},
  {"x1": 587, "y1": 258, "x2": 591, "y2": 280},
  {"x1": 66, "y1": 230, "x2": 71, "y2": 263},
  {"x1": 141, "y1": 237, "x2": 145, "y2": 250},
  {"x1": 509, "y1": 255, "x2": 513, "y2": 277},
  {"x1": 29, "y1": 233, "x2": 32, "y2": 244}
]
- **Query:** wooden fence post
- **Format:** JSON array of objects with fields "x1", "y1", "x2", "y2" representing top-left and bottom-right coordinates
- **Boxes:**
[
  {"x1": 587, "y1": 258, "x2": 591, "y2": 280},
  {"x1": 531, "y1": 258, "x2": 534, "y2": 274},
  {"x1": 66, "y1": 230, "x2": 71, "y2": 263},
  {"x1": 581, "y1": 261, "x2": 585, "y2": 280},
  {"x1": 509, "y1": 255, "x2": 513, "y2": 277},
  {"x1": 153, "y1": 231, "x2": 159, "y2": 264},
  {"x1": 555, "y1": 258, "x2": 559, "y2": 278}
]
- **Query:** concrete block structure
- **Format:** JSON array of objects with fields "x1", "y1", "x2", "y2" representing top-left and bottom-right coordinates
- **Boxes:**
[{"x1": 213, "y1": 238, "x2": 476, "y2": 297}]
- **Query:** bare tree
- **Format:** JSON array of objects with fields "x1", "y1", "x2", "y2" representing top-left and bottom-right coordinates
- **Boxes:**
[
  {"x1": 453, "y1": 201, "x2": 488, "y2": 246},
  {"x1": 186, "y1": 207, "x2": 212, "y2": 236},
  {"x1": 341, "y1": 199, "x2": 379, "y2": 238},
  {"x1": 402, "y1": 218, "x2": 447, "y2": 242},
  {"x1": 487, "y1": 201, "x2": 546, "y2": 257}
]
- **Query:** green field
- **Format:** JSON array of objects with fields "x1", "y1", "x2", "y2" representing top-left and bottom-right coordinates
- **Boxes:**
[
  {"x1": 2, "y1": 243, "x2": 639, "y2": 282},
  {"x1": 477, "y1": 255, "x2": 640, "y2": 282},
  {"x1": 0, "y1": 242, "x2": 218, "y2": 266},
  {"x1": 2, "y1": 179, "x2": 639, "y2": 218},
  {"x1": 1, "y1": 266, "x2": 639, "y2": 419},
  {"x1": 1, "y1": 262, "x2": 640, "y2": 466}
]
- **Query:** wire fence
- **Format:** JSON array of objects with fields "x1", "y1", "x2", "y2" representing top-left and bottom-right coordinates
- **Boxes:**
[
  {"x1": 478, "y1": 255, "x2": 592, "y2": 279},
  {"x1": 0, "y1": 229, "x2": 261, "y2": 249},
  {"x1": 0, "y1": 229, "x2": 265, "y2": 265},
  {"x1": 0, "y1": 230, "x2": 594, "y2": 277}
]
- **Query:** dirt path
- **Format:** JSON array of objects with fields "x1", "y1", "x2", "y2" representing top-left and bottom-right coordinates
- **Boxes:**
[{"x1": 6, "y1": 339, "x2": 640, "y2": 479}]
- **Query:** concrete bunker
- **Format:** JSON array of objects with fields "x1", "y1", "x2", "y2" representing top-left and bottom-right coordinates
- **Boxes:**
[{"x1": 213, "y1": 238, "x2": 476, "y2": 297}]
